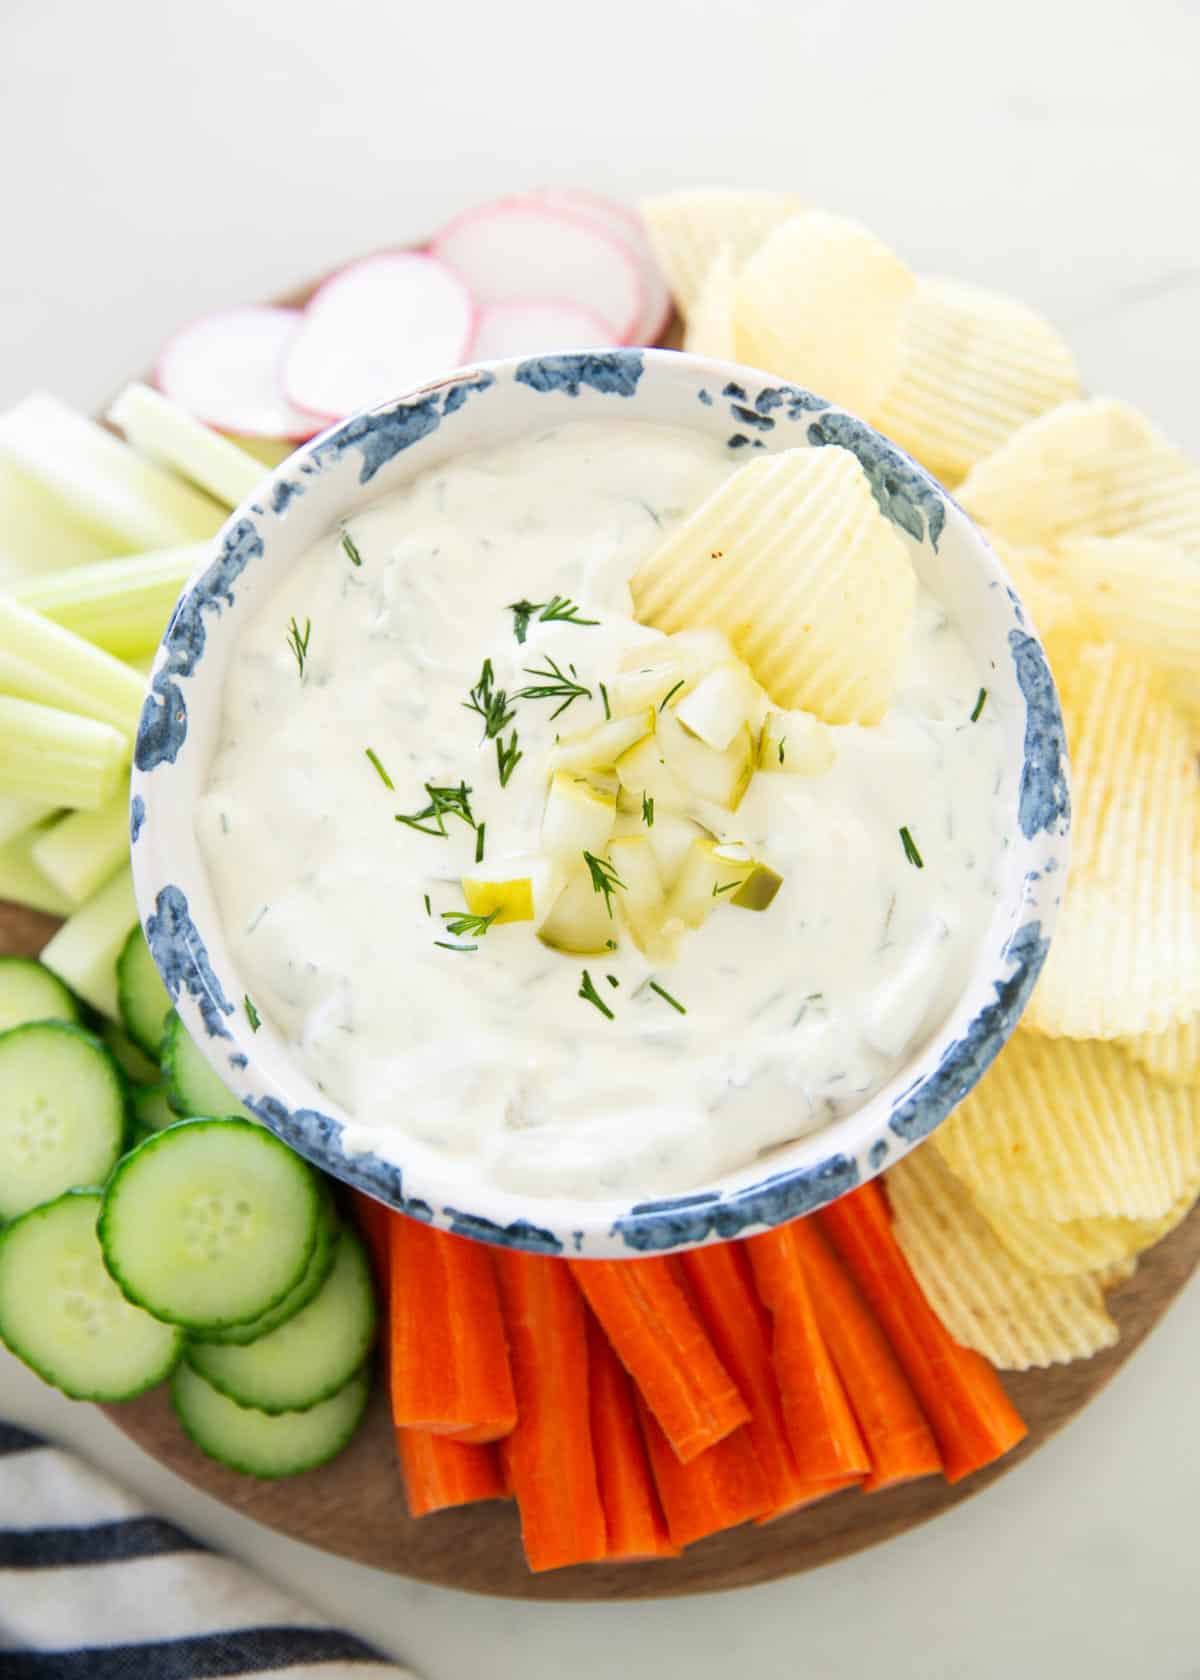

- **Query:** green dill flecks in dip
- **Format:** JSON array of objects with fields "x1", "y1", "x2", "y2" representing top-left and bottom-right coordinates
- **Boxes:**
[
  {"x1": 423, "y1": 894, "x2": 431, "y2": 917},
  {"x1": 286, "y1": 615, "x2": 311, "y2": 677},
  {"x1": 508, "y1": 596, "x2": 599, "y2": 641},
  {"x1": 364, "y1": 747, "x2": 394, "y2": 790},
  {"x1": 970, "y1": 687, "x2": 988, "y2": 723},
  {"x1": 433, "y1": 940, "x2": 477, "y2": 953},
  {"x1": 606, "y1": 974, "x2": 620, "y2": 988},
  {"x1": 899, "y1": 825, "x2": 925, "y2": 869},
  {"x1": 578, "y1": 970, "x2": 614, "y2": 1019},
  {"x1": 711, "y1": 879, "x2": 741, "y2": 897},
  {"x1": 659, "y1": 678, "x2": 685, "y2": 711},
  {"x1": 395, "y1": 782, "x2": 477, "y2": 837},
  {"x1": 583, "y1": 850, "x2": 624, "y2": 917},
  {"x1": 648, "y1": 980, "x2": 687, "y2": 1015},
  {"x1": 440, "y1": 907, "x2": 501, "y2": 940},
  {"x1": 516, "y1": 655, "x2": 592, "y2": 720},
  {"x1": 243, "y1": 995, "x2": 261, "y2": 1031},
  {"x1": 474, "y1": 822, "x2": 486, "y2": 863},
  {"x1": 341, "y1": 530, "x2": 363, "y2": 567},
  {"x1": 641, "y1": 792, "x2": 654, "y2": 827},
  {"x1": 496, "y1": 731, "x2": 522, "y2": 787},
  {"x1": 464, "y1": 657, "x2": 516, "y2": 739},
  {"x1": 599, "y1": 681, "x2": 611, "y2": 720}
]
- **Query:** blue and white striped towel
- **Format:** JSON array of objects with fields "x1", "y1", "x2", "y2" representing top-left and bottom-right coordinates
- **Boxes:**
[{"x1": 0, "y1": 1420, "x2": 412, "y2": 1678}]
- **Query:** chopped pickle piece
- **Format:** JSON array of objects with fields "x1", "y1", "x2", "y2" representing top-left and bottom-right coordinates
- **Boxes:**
[
  {"x1": 675, "y1": 661, "x2": 768, "y2": 751},
  {"x1": 538, "y1": 873, "x2": 619, "y2": 955},
  {"x1": 541, "y1": 770, "x2": 616, "y2": 860},
  {"x1": 655, "y1": 706, "x2": 755, "y2": 811},
  {"x1": 730, "y1": 863, "x2": 784, "y2": 911},
  {"x1": 758, "y1": 709, "x2": 836, "y2": 776},
  {"x1": 461, "y1": 876, "x2": 535, "y2": 924},
  {"x1": 666, "y1": 838, "x2": 753, "y2": 929},
  {"x1": 549, "y1": 708, "x2": 654, "y2": 773},
  {"x1": 608, "y1": 836, "x2": 675, "y2": 960},
  {"x1": 615, "y1": 735, "x2": 690, "y2": 810}
]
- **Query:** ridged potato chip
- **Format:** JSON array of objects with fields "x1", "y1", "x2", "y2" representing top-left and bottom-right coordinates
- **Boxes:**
[
  {"x1": 1033, "y1": 534, "x2": 1200, "y2": 677},
  {"x1": 682, "y1": 244, "x2": 737, "y2": 361},
  {"x1": 638, "y1": 188, "x2": 803, "y2": 316},
  {"x1": 976, "y1": 1194, "x2": 1192, "y2": 1278},
  {"x1": 958, "y1": 398, "x2": 1200, "y2": 552},
  {"x1": 989, "y1": 537, "x2": 1078, "y2": 638},
  {"x1": 933, "y1": 1029, "x2": 1200, "y2": 1222},
  {"x1": 1024, "y1": 640, "x2": 1200, "y2": 1039},
  {"x1": 1123, "y1": 1014, "x2": 1200, "y2": 1087},
  {"x1": 735, "y1": 211, "x2": 916, "y2": 415},
  {"x1": 631, "y1": 445, "x2": 916, "y2": 722},
  {"x1": 873, "y1": 276, "x2": 1080, "y2": 485},
  {"x1": 888, "y1": 1146, "x2": 1119, "y2": 1370},
  {"x1": 1094, "y1": 1258, "x2": 1138, "y2": 1291}
]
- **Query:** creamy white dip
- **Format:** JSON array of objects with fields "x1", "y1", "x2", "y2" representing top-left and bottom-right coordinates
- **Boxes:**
[{"x1": 198, "y1": 421, "x2": 1005, "y2": 1199}]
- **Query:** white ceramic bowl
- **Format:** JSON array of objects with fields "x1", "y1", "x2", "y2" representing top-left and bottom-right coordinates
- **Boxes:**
[{"x1": 130, "y1": 349, "x2": 1069, "y2": 1257}]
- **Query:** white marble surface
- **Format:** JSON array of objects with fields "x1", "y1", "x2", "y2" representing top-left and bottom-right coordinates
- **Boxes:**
[{"x1": 2, "y1": 0, "x2": 1198, "y2": 1674}]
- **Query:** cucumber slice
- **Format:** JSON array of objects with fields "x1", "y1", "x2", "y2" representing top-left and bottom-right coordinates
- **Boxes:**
[
  {"x1": 191, "y1": 1184, "x2": 339, "y2": 1347},
  {"x1": 99, "y1": 1118, "x2": 320, "y2": 1330},
  {"x1": 131, "y1": 1081, "x2": 177, "y2": 1135},
  {"x1": 0, "y1": 1021, "x2": 128, "y2": 1221},
  {"x1": 186, "y1": 1227, "x2": 375, "y2": 1412},
  {"x1": 171, "y1": 1359, "x2": 370, "y2": 1478},
  {"x1": 0, "y1": 957, "x2": 80, "y2": 1034},
  {"x1": 116, "y1": 928, "x2": 173, "y2": 1059},
  {"x1": 161, "y1": 1011, "x2": 254, "y2": 1121},
  {"x1": 103, "y1": 1019, "x2": 160, "y2": 1087},
  {"x1": 0, "y1": 1190, "x2": 182, "y2": 1399}
]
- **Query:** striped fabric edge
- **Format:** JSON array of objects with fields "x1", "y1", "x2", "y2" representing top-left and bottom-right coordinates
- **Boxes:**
[
  {"x1": 0, "y1": 1626, "x2": 393, "y2": 1678},
  {"x1": 0, "y1": 1422, "x2": 44, "y2": 1458},
  {"x1": 0, "y1": 1515, "x2": 204, "y2": 1569}
]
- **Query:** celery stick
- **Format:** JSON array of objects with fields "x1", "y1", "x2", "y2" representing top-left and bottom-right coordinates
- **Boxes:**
[
  {"x1": 0, "y1": 794, "x2": 58, "y2": 846},
  {"x1": 228, "y1": 435, "x2": 294, "y2": 468},
  {"x1": 0, "y1": 456, "x2": 121, "y2": 586},
  {"x1": 10, "y1": 545, "x2": 202, "y2": 660},
  {"x1": 0, "y1": 596, "x2": 146, "y2": 736},
  {"x1": 39, "y1": 864, "x2": 138, "y2": 1019},
  {"x1": 0, "y1": 393, "x2": 224, "y2": 551},
  {"x1": 0, "y1": 695, "x2": 128, "y2": 810},
  {"x1": 31, "y1": 793, "x2": 129, "y2": 906},
  {"x1": 109, "y1": 384, "x2": 264, "y2": 510},
  {"x1": 0, "y1": 820, "x2": 76, "y2": 917}
]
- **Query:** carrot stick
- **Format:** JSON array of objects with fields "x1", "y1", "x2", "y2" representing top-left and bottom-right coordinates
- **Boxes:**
[
  {"x1": 818, "y1": 1183, "x2": 1027, "y2": 1483},
  {"x1": 586, "y1": 1312, "x2": 678, "y2": 1559},
  {"x1": 636, "y1": 1395, "x2": 769, "y2": 1548},
  {"x1": 349, "y1": 1190, "x2": 392, "y2": 1304},
  {"x1": 396, "y1": 1428, "x2": 506, "y2": 1518},
  {"x1": 495, "y1": 1251, "x2": 608, "y2": 1572},
  {"x1": 745, "y1": 1227, "x2": 871, "y2": 1484},
  {"x1": 679, "y1": 1242, "x2": 856, "y2": 1518},
  {"x1": 388, "y1": 1215, "x2": 516, "y2": 1445},
  {"x1": 782, "y1": 1218, "x2": 942, "y2": 1491},
  {"x1": 568, "y1": 1257, "x2": 749, "y2": 1462}
]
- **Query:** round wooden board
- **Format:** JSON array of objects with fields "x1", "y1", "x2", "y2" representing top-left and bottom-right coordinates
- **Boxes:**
[
  {"x1": 2, "y1": 893, "x2": 1197, "y2": 1598},
  {"x1": 6, "y1": 280, "x2": 1198, "y2": 1593}
]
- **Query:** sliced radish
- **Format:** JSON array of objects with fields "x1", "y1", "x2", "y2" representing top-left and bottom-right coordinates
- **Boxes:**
[
  {"x1": 155, "y1": 305, "x2": 318, "y2": 440},
  {"x1": 432, "y1": 200, "x2": 643, "y2": 345},
  {"x1": 521, "y1": 187, "x2": 672, "y2": 346},
  {"x1": 283, "y1": 252, "x2": 476, "y2": 421},
  {"x1": 469, "y1": 299, "x2": 617, "y2": 360}
]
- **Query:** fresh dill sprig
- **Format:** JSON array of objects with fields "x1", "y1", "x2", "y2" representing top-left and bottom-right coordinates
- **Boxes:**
[
  {"x1": 423, "y1": 893, "x2": 432, "y2": 917},
  {"x1": 434, "y1": 940, "x2": 478, "y2": 953},
  {"x1": 243, "y1": 994, "x2": 261, "y2": 1032},
  {"x1": 599, "y1": 681, "x2": 611, "y2": 720},
  {"x1": 440, "y1": 906, "x2": 501, "y2": 939},
  {"x1": 604, "y1": 939, "x2": 617, "y2": 951},
  {"x1": 648, "y1": 980, "x2": 687, "y2": 1015},
  {"x1": 659, "y1": 678, "x2": 685, "y2": 711},
  {"x1": 606, "y1": 974, "x2": 620, "y2": 988},
  {"x1": 641, "y1": 792, "x2": 654, "y2": 827},
  {"x1": 364, "y1": 747, "x2": 394, "y2": 790},
  {"x1": 899, "y1": 825, "x2": 925, "y2": 869},
  {"x1": 474, "y1": 822, "x2": 486, "y2": 864},
  {"x1": 970, "y1": 687, "x2": 988, "y2": 723},
  {"x1": 341, "y1": 529, "x2": 363, "y2": 568},
  {"x1": 395, "y1": 781, "x2": 477, "y2": 837},
  {"x1": 583, "y1": 850, "x2": 624, "y2": 917},
  {"x1": 778, "y1": 738, "x2": 787, "y2": 765},
  {"x1": 507, "y1": 596, "x2": 599, "y2": 641},
  {"x1": 712, "y1": 879, "x2": 741, "y2": 897},
  {"x1": 496, "y1": 730, "x2": 523, "y2": 787},
  {"x1": 516, "y1": 656, "x2": 592, "y2": 719},
  {"x1": 286, "y1": 615, "x2": 311, "y2": 678},
  {"x1": 578, "y1": 970, "x2": 615, "y2": 1020},
  {"x1": 540, "y1": 595, "x2": 599, "y2": 628},
  {"x1": 464, "y1": 658, "x2": 516, "y2": 740}
]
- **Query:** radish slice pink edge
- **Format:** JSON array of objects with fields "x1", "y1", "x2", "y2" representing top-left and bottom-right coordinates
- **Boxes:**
[
  {"x1": 155, "y1": 305, "x2": 319, "y2": 440},
  {"x1": 431, "y1": 200, "x2": 645, "y2": 346},
  {"x1": 283, "y1": 252, "x2": 476, "y2": 422},
  {"x1": 518, "y1": 187, "x2": 672, "y2": 346},
  {"x1": 468, "y1": 299, "x2": 618, "y2": 360}
]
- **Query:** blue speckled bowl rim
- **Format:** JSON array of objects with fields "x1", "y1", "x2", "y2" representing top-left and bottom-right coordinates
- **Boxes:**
[{"x1": 130, "y1": 348, "x2": 1070, "y2": 1257}]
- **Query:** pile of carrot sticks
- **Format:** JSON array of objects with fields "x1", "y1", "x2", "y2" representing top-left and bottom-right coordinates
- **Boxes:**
[{"x1": 352, "y1": 1182, "x2": 1027, "y2": 1573}]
